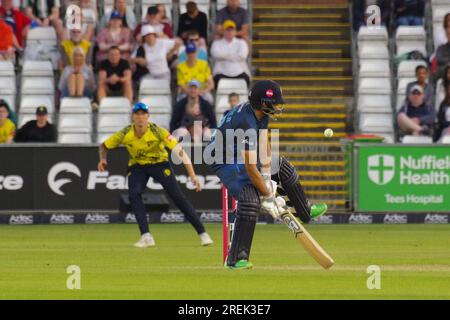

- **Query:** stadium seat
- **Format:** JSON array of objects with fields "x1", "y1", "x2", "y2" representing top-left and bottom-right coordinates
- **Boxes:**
[
  {"x1": 97, "y1": 114, "x2": 130, "y2": 132},
  {"x1": 0, "y1": 79, "x2": 16, "y2": 109},
  {"x1": 217, "y1": 78, "x2": 248, "y2": 96},
  {"x1": 58, "y1": 114, "x2": 92, "y2": 133},
  {"x1": 397, "y1": 77, "x2": 416, "y2": 103},
  {"x1": 359, "y1": 113, "x2": 394, "y2": 133},
  {"x1": 357, "y1": 25, "x2": 388, "y2": 46},
  {"x1": 60, "y1": 97, "x2": 92, "y2": 114},
  {"x1": 395, "y1": 26, "x2": 426, "y2": 56},
  {"x1": 150, "y1": 113, "x2": 170, "y2": 129},
  {"x1": 358, "y1": 78, "x2": 391, "y2": 95},
  {"x1": 358, "y1": 43, "x2": 389, "y2": 61},
  {"x1": 432, "y1": 5, "x2": 450, "y2": 23},
  {"x1": 359, "y1": 60, "x2": 390, "y2": 78},
  {"x1": 397, "y1": 60, "x2": 428, "y2": 78},
  {"x1": 441, "y1": 135, "x2": 450, "y2": 144},
  {"x1": 21, "y1": 77, "x2": 54, "y2": 95},
  {"x1": 20, "y1": 96, "x2": 55, "y2": 114},
  {"x1": 0, "y1": 60, "x2": 15, "y2": 77},
  {"x1": 24, "y1": 27, "x2": 59, "y2": 69},
  {"x1": 357, "y1": 95, "x2": 392, "y2": 113},
  {"x1": 22, "y1": 61, "x2": 53, "y2": 77},
  {"x1": 140, "y1": 95, "x2": 172, "y2": 113},
  {"x1": 99, "y1": 97, "x2": 131, "y2": 114},
  {"x1": 139, "y1": 78, "x2": 171, "y2": 95},
  {"x1": 402, "y1": 135, "x2": 433, "y2": 144},
  {"x1": 58, "y1": 133, "x2": 92, "y2": 144}
]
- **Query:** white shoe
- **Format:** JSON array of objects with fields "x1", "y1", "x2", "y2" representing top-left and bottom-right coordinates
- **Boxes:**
[
  {"x1": 133, "y1": 233, "x2": 155, "y2": 248},
  {"x1": 199, "y1": 232, "x2": 213, "y2": 246}
]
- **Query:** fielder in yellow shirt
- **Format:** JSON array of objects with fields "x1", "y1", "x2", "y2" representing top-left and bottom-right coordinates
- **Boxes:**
[
  {"x1": 0, "y1": 102, "x2": 15, "y2": 144},
  {"x1": 97, "y1": 102, "x2": 213, "y2": 248}
]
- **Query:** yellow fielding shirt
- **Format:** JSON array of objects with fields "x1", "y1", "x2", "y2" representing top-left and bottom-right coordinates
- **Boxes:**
[
  {"x1": 104, "y1": 123, "x2": 178, "y2": 166},
  {"x1": 177, "y1": 59, "x2": 212, "y2": 88},
  {"x1": 0, "y1": 119, "x2": 15, "y2": 144}
]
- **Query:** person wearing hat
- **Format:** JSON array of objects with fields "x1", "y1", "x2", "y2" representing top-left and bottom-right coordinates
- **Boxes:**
[
  {"x1": 405, "y1": 65, "x2": 433, "y2": 108},
  {"x1": 214, "y1": 0, "x2": 249, "y2": 41},
  {"x1": 211, "y1": 19, "x2": 250, "y2": 88},
  {"x1": 177, "y1": 41, "x2": 214, "y2": 104},
  {"x1": 134, "y1": 6, "x2": 172, "y2": 44},
  {"x1": 170, "y1": 79, "x2": 216, "y2": 142},
  {"x1": 99, "y1": 0, "x2": 136, "y2": 30},
  {"x1": 0, "y1": 99, "x2": 15, "y2": 144},
  {"x1": 131, "y1": 24, "x2": 180, "y2": 81},
  {"x1": 397, "y1": 84, "x2": 436, "y2": 136},
  {"x1": 97, "y1": 102, "x2": 213, "y2": 248},
  {"x1": 205, "y1": 80, "x2": 328, "y2": 269},
  {"x1": 96, "y1": 10, "x2": 132, "y2": 64},
  {"x1": 14, "y1": 106, "x2": 57, "y2": 143}
]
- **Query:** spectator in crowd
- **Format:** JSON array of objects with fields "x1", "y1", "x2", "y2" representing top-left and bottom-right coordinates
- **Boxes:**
[
  {"x1": 177, "y1": 42, "x2": 214, "y2": 104},
  {"x1": 394, "y1": 0, "x2": 425, "y2": 27},
  {"x1": 0, "y1": 14, "x2": 15, "y2": 61},
  {"x1": 0, "y1": 100, "x2": 15, "y2": 144},
  {"x1": 215, "y1": 0, "x2": 248, "y2": 41},
  {"x1": 60, "y1": 27, "x2": 92, "y2": 68},
  {"x1": 24, "y1": 0, "x2": 63, "y2": 29},
  {"x1": 405, "y1": 65, "x2": 433, "y2": 108},
  {"x1": 178, "y1": 30, "x2": 208, "y2": 64},
  {"x1": 14, "y1": 106, "x2": 57, "y2": 142},
  {"x1": 59, "y1": 47, "x2": 95, "y2": 98},
  {"x1": 98, "y1": 46, "x2": 133, "y2": 103},
  {"x1": 434, "y1": 24, "x2": 450, "y2": 80},
  {"x1": 211, "y1": 19, "x2": 250, "y2": 88},
  {"x1": 178, "y1": 1, "x2": 207, "y2": 45},
  {"x1": 0, "y1": 0, "x2": 31, "y2": 48},
  {"x1": 0, "y1": 99, "x2": 16, "y2": 125},
  {"x1": 397, "y1": 85, "x2": 435, "y2": 136},
  {"x1": 222, "y1": 92, "x2": 240, "y2": 118},
  {"x1": 436, "y1": 84, "x2": 450, "y2": 142},
  {"x1": 170, "y1": 80, "x2": 216, "y2": 142},
  {"x1": 96, "y1": 11, "x2": 132, "y2": 63},
  {"x1": 134, "y1": 6, "x2": 172, "y2": 44},
  {"x1": 434, "y1": 13, "x2": 450, "y2": 49},
  {"x1": 131, "y1": 25, "x2": 180, "y2": 81},
  {"x1": 156, "y1": 3, "x2": 172, "y2": 28},
  {"x1": 352, "y1": 0, "x2": 390, "y2": 31},
  {"x1": 99, "y1": 0, "x2": 136, "y2": 30},
  {"x1": 436, "y1": 65, "x2": 450, "y2": 107},
  {"x1": 56, "y1": 0, "x2": 96, "y2": 41}
]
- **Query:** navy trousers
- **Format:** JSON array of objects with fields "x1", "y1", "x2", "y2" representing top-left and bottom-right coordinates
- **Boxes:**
[{"x1": 128, "y1": 161, "x2": 205, "y2": 235}]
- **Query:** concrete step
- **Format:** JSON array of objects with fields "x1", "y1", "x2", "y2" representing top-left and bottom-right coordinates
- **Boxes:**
[
  {"x1": 253, "y1": 31, "x2": 349, "y2": 41},
  {"x1": 252, "y1": 40, "x2": 350, "y2": 52},
  {"x1": 252, "y1": 58, "x2": 352, "y2": 68},
  {"x1": 253, "y1": 5, "x2": 349, "y2": 16},
  {"x1": 254, "y1": 13, "x2": 346, "y2": 23},
  {"x1": 256, "y1": 66, "x2": 351, "y2": 77},
  {"x1": 253, "y1": 22, "x2": 351, "y2": 33},
  {"x1": 269, "y1": 122, "x2": 345, "y2": 130},
  {"x1": 276, "y1": 113, "x2": 346, "y2": 120}
]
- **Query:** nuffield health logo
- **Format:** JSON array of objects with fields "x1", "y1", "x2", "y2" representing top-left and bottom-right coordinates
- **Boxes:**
[{"x1": 368, "y1": 155, "x2": 395, "y2": 185}]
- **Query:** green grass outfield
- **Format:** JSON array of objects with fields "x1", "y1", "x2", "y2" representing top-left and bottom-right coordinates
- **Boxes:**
[{"x1": 0, "y1": 223, "x2": 449, "y2": 299}]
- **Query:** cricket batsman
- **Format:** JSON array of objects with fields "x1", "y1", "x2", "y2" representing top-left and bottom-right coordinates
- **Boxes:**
[
  {"x1": 97, "y1": 102, "x2": 213, "y2": 248},
  {"x1": 206, "y1": 80, "x2": 327, "y2": 269}
]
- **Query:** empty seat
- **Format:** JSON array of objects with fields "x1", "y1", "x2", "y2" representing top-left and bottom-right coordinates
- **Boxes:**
[
  {"x1": 150, "y1": 114, "x2": 170, "y2": 129},
  {"x1": 359, "y1": 113, "x2": 394, "y2": 133},
  {"x1": 99, "y1": 97, "x2": 131, "y2": 113},
  {"x1": 441, "y1": 135, "x2": 450, "y2": 144},
  {"x1": 358, "y1": 78, "x2": 391, "y2": 95},
  {"x1": 140, "y1": 95, "x2": 172, "y2": 113},
  {"x1": 402, "y1": 135, "x2": 433, "y2": 143},
  {"x1": 396, "y1": 42, "x2": 427, "y2": 56},
  {"x1": 359, "y1": 60, "x2": 390, "y2": 78},
  {"x1": 0, "y1": 61, "x2": 15, "y2": 77},
  {"x1": 22, "y1": 60, "x2": 53, "y2": 77},
  {"x1": 58, "y1": 114, "x2": 92, "y2": 133},
  {"x1": 60, "y1": 97, "x2": 92, "y2": 114},
  {"x1": 97, "y1": 114, "x2": 130, "y2": 132},
  {"x1": 58, "y1": 133, "x2": 92, "y2": 144},
  {"x1": 432, "y1": 5, "x2": 450, "y2": 23},
  {"x1": 358, "y1": 44, "x2": 389, "y2": 60},
  {"x1": 97, "y1": 132, "x2": 114, "y2": 144},
  {"x1": 357, "y1": 95, "x2": 392, "y2": 113},
  {"x1": 139, "y1": 78, "x2": 171, "y2": 95},
  {"x1": 21, "y1": 77, "x2": 54, "y2": 95},
  {"x1": 357, "y1": 25, "x2": 388, "y2": 45},
  {"x1": 397, "y1": 60, "x2": 428, "y2": 78},
  {"x1": 217, "y1": 78, "x2": 248, "y2": 95},
  {"x1": 20, "y1": 96, "x2": 55, "y2": 114},
  {"x1": 396, "y1": 26, "x2": 426, "y2": 56},
  {"x1": 25, "y1": 27, "x2": 59, "y2": 68}
]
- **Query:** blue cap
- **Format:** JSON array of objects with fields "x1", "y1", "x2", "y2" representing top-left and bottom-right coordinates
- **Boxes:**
[
  {"x1": 110, "y1": 10, "x2": 123, "y2": 20},
  {"x1": 132, "y1": 102, "x2": 149, "y2": 113},
  {"x1": 185, "y1": 42, "x2": 197, "y2": 53},
  {"x1": 188, "y1": 79, "x2": 201, "y2": 88}
]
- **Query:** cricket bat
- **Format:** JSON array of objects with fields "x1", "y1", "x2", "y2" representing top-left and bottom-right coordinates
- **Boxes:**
[{"x1": 279, "y1": 208, "x2": 335, "y2": 270}]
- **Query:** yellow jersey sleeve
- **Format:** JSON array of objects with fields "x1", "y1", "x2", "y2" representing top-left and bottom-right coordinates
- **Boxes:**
[
  {"x1": 159, "y1": 126, "x2": 178, "y2": 151},
  {"x1": 104, "y1": 126, "x2": 130, "y2": 149}
]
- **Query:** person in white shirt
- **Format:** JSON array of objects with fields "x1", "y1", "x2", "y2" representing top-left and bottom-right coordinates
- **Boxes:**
[
  {"x1": 210, "y1": 19, "x2": 250, "y2": 88},
  {"x1": 130, "y1": 25, "x2": 181, "y2": 80}
]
